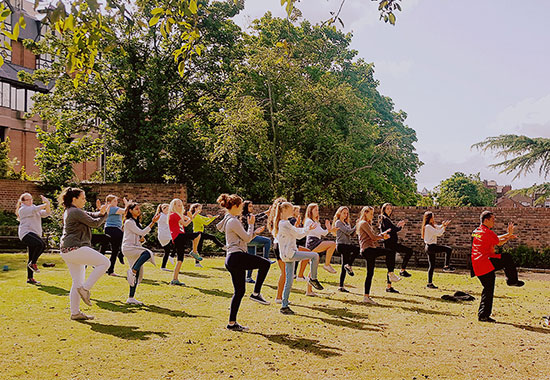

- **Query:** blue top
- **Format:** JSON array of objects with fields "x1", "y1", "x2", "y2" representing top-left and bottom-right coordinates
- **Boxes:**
[{"x1": 105, "y1": 206, "x2": 122, "y2": 229}]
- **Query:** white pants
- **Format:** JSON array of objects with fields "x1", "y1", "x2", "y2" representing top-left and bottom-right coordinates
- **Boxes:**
[{"x1": 60, "y1": 246, "x2": 110, "y2": 314}]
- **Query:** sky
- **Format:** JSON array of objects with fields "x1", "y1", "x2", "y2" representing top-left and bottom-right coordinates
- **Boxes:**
[{"x1": 233, "y1": 0, "x2": 550, "y2": 191}]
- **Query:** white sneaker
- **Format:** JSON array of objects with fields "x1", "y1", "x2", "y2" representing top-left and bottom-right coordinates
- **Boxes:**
[
  {"x1": 77, "y1": 286, "x2": 92, "y2": 306},
  {"x1": 362, "y1": 296, "x2": 378, "y2": 305},
  {"x1": 195, "y1": 262, "x2": 203, "y2": 268},
  {"x1": 305, "y1": 292, "x2": 318, "y2": 297},
  {"x1": 127, "y1": 269, "x2": 137, "y2": 287},
  {"x1": 296, "y1": 277, "x2": 306, "y2": 282},
  {"x1": 70, "y1": 312, "x2": 94, "y2": 320},
  {"x1": 388, "y1": 272, "x2": 401, "y2": 283},
  {"x1": 274, "y1": 298, "x2": 282, "y2": 304},
  {"x1": 126, "y1": 297, "x2": 143, "y2": 305},
  {"x1": 323, "y1": 264, "x2": 337, "y2": 274},
  {"x1": 169, "y1": 256, "x2": 175, "y2": 265}
]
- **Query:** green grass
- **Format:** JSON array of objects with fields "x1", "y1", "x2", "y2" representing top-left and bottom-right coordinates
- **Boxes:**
[{"x1": 0, "y1": 253, "x2": 549, "y2": 380}]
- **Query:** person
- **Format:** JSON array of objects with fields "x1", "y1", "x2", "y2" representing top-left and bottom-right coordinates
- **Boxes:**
[
  {"x1": 100, "y1": 195, "x2": 130, "y2": 276},
  {"x1": 357, "y1": 206, "x2": 401, "y2": 304},
  {"x1": 189, "y1": 203, "x2": 223, "y2": 268},
  {"x1": 421, "y1": 211, "x2": 454, "y2": 289},
  {"x1": 168, "y1": 199, "x2": 202, "y2": 286},
  {"x1": 15, "y1": 193, "x2": 51, "y2": 285},
  {"x1": 275, "y1": 201, "x2": 324, "y2": 315},
  {"x1": 58, "y1": 187, "x2": 112, "y2": 321},
  {"x1": 122, "y1": 202, "x2": 161, "y2": 305},
  {"x1": 333, "y1": 206, "x2": 360, "y2": 293},
  {"x1": 471, "y1": 210, "x2": 523, "y2": 322},
  {"x1": 379, "y1": 203, "x2": 414, "y2": 278},
  {"x1": 157, "y1": 203, "x2": 176, "y2": 271},
  {"x1": 216, "y1": 193, "x2": 271, "y2": 332},
  {"x1": 241, "y1": 201, "x2": 272, "y2": 283}
]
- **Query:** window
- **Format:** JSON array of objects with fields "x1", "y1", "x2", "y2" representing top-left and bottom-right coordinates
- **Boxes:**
[
  {"x1": 0, "y1": 11, "x2": 11, "y2": 61},
  {"x1": 26, "y1": 89, "x2": 34, "y2": 111},
  {"x1": 0, "y1": 82, "x2": 9, "y2": 108},
  {"x1": 0, "y1": 126, "x2": 6, "y2": 142}
]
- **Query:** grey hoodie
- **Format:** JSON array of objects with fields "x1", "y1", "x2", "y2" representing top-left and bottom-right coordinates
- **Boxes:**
[{"x1": 216, "y1": 213, "x2": 255, "y2": 254}]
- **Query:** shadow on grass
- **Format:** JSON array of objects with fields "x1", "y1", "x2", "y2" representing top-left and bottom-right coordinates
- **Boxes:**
[
  {"x1": 78, "y1": 321, "x2": 168, "y2": 340},
  {"x1": 302, "y1": 304, "x2": 371, "y2": 320},
  {"x1": 178, "y1": 271, "x2": 211, "y2": 279},
  {"x1": 140, "y1": 278, "x2": 166, "y2": 286},
  {"x1": 189, "y1": 286, "x2": 233, "y2": 299},
  {"x1": 37, "y1": 284, "x2": 69, "y2": 296},
  {"x1": 379, "y1": 296, "x2": 423, "y2": 305},
  {"x1": 339, "y1": 298, "x2": 457, "y2": 316},
  {"x1": 295, "y1": 311, "x2": 385, "y2": 332},
  {"x1": 496, "y1": 321, "x2": 550, "y2": 335},
  {"x1": 94, "y1": 299, "x2": 204, "y2": 318},
  {"x1": 210, "y1": 267, "x2": 227, "y2": 272},
  {"x1": 263, "y1": 283, "x2": 304, "y2": 296},
  {"x1": 250, "y1": 332, "x2": 342, "y2": 357}
]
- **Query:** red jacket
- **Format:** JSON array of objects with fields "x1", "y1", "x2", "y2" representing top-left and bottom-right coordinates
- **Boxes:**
[
  {"x1": 169, "y1": 213, "x2": 185, "y2": 242},
  {"x1": 471, "y1": 224, "x2": 501, "y2": 276}
]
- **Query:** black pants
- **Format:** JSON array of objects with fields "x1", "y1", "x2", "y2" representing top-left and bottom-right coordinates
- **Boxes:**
[
  {"x1": 161, "y1": 242, "x2": 176, "y2": 268},
  {"x1": 105, "y1": 227, "x2": 124, "y2": 274},
  {"x1": 174, "y1": 232, "x2": 201, "y2": 261},
  {"x1": 197, "y1": 232, "x2": 224, "y2": 255},
  {"x1": 337, "y1": 243, "x2": 360, "y2": 287},
  {"x1": 384, "y1": 241, "x2": 414, "y2": 270},
  {"x1": 225, "y1": 251, "x2": 270, "y2": 323},
  {"x1": 425, "y1": 244, "x2": 452, "y2": 283},
  {"x1": 21, "y1": 232, "x2": 46, "y2": 280},
  {"x1": 362, "y1": 247, "x2": 395, "y2": 295},
  {"x1": 477, "y1": 252, "x2": 519, "y2": 319}
]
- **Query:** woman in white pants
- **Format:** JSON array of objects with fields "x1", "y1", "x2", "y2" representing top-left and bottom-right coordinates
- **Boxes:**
[{"x1": 58, "y1": 187, "x2": 112, "y2": 321}]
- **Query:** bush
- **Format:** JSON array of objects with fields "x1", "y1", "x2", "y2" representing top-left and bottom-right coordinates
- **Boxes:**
[
  {"x1": 0, "y1": 210, "x2": 18, "y2": 226},
  {"x1": 497, "y1": 245, "x2": 550, "y2": 269}
]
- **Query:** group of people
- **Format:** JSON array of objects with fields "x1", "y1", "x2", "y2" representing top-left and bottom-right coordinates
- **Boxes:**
[{"x1": 14, "y1": 189, "x2": 530, "y2": 329}]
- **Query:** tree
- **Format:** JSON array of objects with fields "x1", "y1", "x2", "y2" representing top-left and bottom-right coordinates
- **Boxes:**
[{"x1": 434, "y1": 172, "x2": 496, "y2": 207}]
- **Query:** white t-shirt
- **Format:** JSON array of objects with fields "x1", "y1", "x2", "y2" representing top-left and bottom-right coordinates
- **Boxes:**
[
  {"x1": 423, "y1": 224, "x2": 445, "y2": 245},
  {"x1": 304, "y1": 218, "x2": 327, "y2": 239},
  {"x1": 18, "y1": 204, "x2": 49, "y2": 240},
  {"x1": 276, "y1": 220, "x2": 309, "y2": 262},
  {"x1": 157, "y1": 213, "x2": 172, "y2": 247}
]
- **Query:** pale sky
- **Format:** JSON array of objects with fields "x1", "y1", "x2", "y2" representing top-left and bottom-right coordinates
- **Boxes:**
[{"x1": 233, "y1": 0, "x2": 550, "y2": 191}]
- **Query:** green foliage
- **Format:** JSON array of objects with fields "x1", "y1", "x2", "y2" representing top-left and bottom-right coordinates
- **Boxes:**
[
  {"x1": 0, "y1": 210, "x2": 18, "y2": 226},
  {"x1": 417, "y1": 195, "x2": 434, "y2": 207},
  {"x1": 435, "y1": 172, "x2": 496, "y2": 207},
  {"x1": 0, "y1": 137, "x2": 31, "y2": 180},
  {"x1": 497, "y1": 245, "x2": 550, "y2": 269}
]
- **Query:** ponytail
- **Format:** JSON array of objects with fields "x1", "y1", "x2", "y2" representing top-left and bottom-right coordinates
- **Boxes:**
[
  {"x1": 421, "y1": 211, "x2": 433, "y2": 240},
  {"x1": 273, "y1": 202, "x2": 292, "y2": 237},
  {"x1": 58, "y1": 187, "x2": 84, "y2": 209},
  {"x1": 267, "y1": 197, "x2": 287, "y2": 233},
  {"x1": 216, "y1": 193, "x2": 242, "y2": 210}
]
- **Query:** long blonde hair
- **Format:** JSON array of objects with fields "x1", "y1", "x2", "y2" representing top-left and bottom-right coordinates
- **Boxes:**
[
  {"x1": 333, "y1": 206, "x2": 349, "y2": 225},
  {"x1": 356, "y1": 206, "x2": 374, "y2": 237},
  {"x1": 267, "y1": 197, "x2": 287, "y2": 233},
  {"x1": 421, "y1": 211, "x2": 434, "y2": 240},
  {"x1": 168, "y1": 198, "x2": 185, "y2": 219},
  {"x1": 15, "y1": 193, "x2": 32, "y2": 220},
  {"x1": 272, "y1": 202, "x2": 293, "y2": 237},
  {"x1": 305, "y1": 203, "x2": 319, "y2": 222}
]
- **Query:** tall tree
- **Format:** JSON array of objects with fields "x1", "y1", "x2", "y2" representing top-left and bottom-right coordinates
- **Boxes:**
[{"x1": 434, "y1": 172, "x2": 496, "y2": 207}]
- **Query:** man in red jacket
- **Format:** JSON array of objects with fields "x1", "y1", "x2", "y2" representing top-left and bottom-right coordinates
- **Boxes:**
[{"x1": 471, "y1": 210, "x2": 524, "y2": 322}]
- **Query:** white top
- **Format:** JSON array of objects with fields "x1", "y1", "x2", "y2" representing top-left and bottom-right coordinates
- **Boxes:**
[
  {"x1": 276, "y1": 220, "x2": 309, "y2": 262},
  {"x1": 423, "y1": 224, "x2": 445, "y2": 245},
  {"x1": 18, "y1": 204, "x2": 50, "y2": 240},
  {"x1": 304, "y1": 218, "x2": 327, "y2": 239},
  {"x1": 122, "y1": 219, "x2": 155, "y2": 265},
  {"x1": 157, "y1": 213, "x2": 171, "y2": 247}
]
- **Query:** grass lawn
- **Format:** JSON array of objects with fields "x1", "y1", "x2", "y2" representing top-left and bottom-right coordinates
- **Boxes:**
[{"x1": 0, "y1": 253, "x2": 549, "y2": 380}]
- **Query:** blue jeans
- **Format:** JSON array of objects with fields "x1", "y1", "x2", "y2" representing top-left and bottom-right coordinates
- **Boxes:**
[
  {"x1": 282, "y1": 250, "x2": 319, "y2": 308},
  {"x1": 129, "y1": 251, "x2": 151, "y2": 298},
  {"x1": 246, "y1": 235, "x2": 272, "y2": 278}
]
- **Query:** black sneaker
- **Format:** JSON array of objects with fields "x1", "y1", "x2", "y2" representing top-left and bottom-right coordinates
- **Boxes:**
[
  {"x1": 399, "y1": 270, "x2": 412, "y2": 278},
  {"x1": 280, "y1": 306, "x2": 295, "y2": 315},
  {"x1": 507, "y1": 280, "x2": 525, "y2": 287},
  {"x1": 443, "y1": 266, "x2": 456, "y2": 273},
  {"x1": 478, "y1": 316, "x2": 496, "y2": 323},
  {"x1": 426, "y1": 283, "x2": 438, "y2": 289},
  {"x1": 227, "y1": 323, "x2": 249, "y2": 332},
  {"x1": 308, "y1": 277, "x2": 324, "y2": 291},
  {"x1": 344, "y1": 264, "x2": 354, "y2": 276},
  {"x1": 250, "y1": 293, "x2": 270, "y2": 305},
  {"x1": 385, "y1": 287, "x2": 399, "y2": 293},
  {"x1": 337, "y1": 287, "x2": 349, "y2": 293},
  {"x1": 245, "y1": 277, "x2": 256, "y2": 284}
]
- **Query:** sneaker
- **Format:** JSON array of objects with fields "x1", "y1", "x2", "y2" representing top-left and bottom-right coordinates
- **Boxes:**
[
  {"x1": 108, "y1": 272, "x2": 119, "y2": 277},
  {"x1": 161, "y1": 268, "x2": 172, "y2": 272},
  {"x1": 169, "y1": 256, "x2": 175, "y2": 265},
  {"x1": 337, "y1": 287, "x2": 350, "y2": 293},
  {"x1": 308, "y1": 277, "x2": 324, "y2": 291},
  {"x1": 386, "y1": 287, "x2": 399, "y2": 293},
  {"x1": 28, "y1": 263, "x2": 40, "y2": 273},
  {"x1": 195, "y1": 262, "x2": 203, "y2": 268},
  {"x1": 543, "y1": 316, "x2": 550, "y2": 327},
  {"x1": 388, "y1": 272, "x2": 401, "y2": 282},
  {"x1": 296, "y1": 276, "x2": 306, "y2": 282},
  {"x1": 245, "y1": 277, "x2": 256, "y2": 284},
  {"x1": 169, "y1": 279, "x2": 185, "y2": 286},
  {"x1": 77, "y1": 286, "x2": 92, "y2": 306},
  {"x1": 362, "y1": 296, "x2": 378, "y2": 305},
  {"x1": 305, "y1": 292, "x2": 318, "y2": 297},
  {"x1": 190, "y1": 252, "x2": 203, "y2": 261},
  {"x1": 478, "y1": 316, "x2": 496, "y2": 323},
  {"x1": 127, "y1": 269, "x2": 136, "y2": 287},
  {"x1": 323, "y1": 264, "x2": 337, "y2": 274},
  {"x1": 227, "y1": 323, "x2": 249, "y2": 332},
  {"x1": 426, "y1": 283, "x2": 438, "y2": 289},
  {"x1": 269, "y1": 260, "x2": 276, "y2": 264},
  {"x1": 443, "y1": 266, "x2": 456, "y2": 273},
  {"x1": 399, "y1": 270, "x2": 412, "y2": 278},
  {"x1": 507, "y1": 280, "x2": 525, "y2": 287},
  {"x1": 344, "y1": 264, "x2": 354, "y2": 276},
  {"x1": 26, "y1": 278, "x2": 40, "y2": 285},
  {"x1": 126, "y1": 297, "x2": 143, "y2": 305},
  {"x1": 70, "y1": 312, "x2": 94, "y2": 320},
  {"x1": 250, "y1": 293, "x2": 270, "y2": 305},
  {"x1": 280, "y1": 306, "x2": 295, "y2": 315},
  {"x1": 274, "y1": 298, "x2": 283, "y2": 304}
]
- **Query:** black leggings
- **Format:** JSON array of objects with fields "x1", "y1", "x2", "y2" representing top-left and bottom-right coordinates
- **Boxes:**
[
  {"x1": 161, "y1": 242, "x2": 176, "y2": 268},
  {"x1": 173, "y1": 232, "x2": 201, "y2": 261},
  {"x1": 384, "y1": 242, "x2": 414, "y2": 270},
  {"x1": 21, "y1": 232, "x2": 46, "y2": 279},
  {"x1": 129, "y1": 250, "x2": 151, "y2": 297},
  {"x1": 105, "y1": 227, "x2": 124, "y2": 274},
  {"x1": 425, "y1": 244, "x2": 452, "y2": 283},
  {"x1": 336, "y1": 243, "x2": 360, "y2": 287},
  {"x1": 362, "y1": 247, "x2": 395, "y2": 295},
  {"x1": 225, "y1": 251, "x2": 270, "y2": 323},
  {"x1": 197, "y1": 232, "x2": 224, "y2": 254}
]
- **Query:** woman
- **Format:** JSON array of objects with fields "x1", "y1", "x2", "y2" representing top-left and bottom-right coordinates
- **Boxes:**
[
  {"x1": 58, "y1": 187, "x2": 112, "y2": 321},
  {"x1": 16, "y1": 193, "x2": 51, "y2": 285},
  {"x1": 101, "y1": 195, "x2": 129, "y2": 276},
  {"x1": 268, "y1": 197, "x2": 288, "y2": 304},
  {"x1": 379, "y1": 203, "x2": 414, "y2": 278},
  {"x1": 421, "y1": 211, "x2": 453, "y2": 289},
  {"x1": 242, "y1": 201, "x2": 272, "y2": 283},
  {"x1": 357, "y1": 206, "x2": 401, "y2": 304},
  {"x1": 168, "y1": 199, "x2": 202, "y2": 286},
  {"x1": 122, "y1": 202, "x2": 161, "y2": 305},
  {"x1": 297, "y1": 203, "x2": 338, "y2": 278},
  {"x1": 157, "y1": 203, "x2": 176, "y2": 271},
  {"x1": 333, "y1": 206, "x2": 360, "y2": 292},
  {"x1": 216, "y1": 193, "x2": 271, "y2": 332},
  {"x1": 190, "y1": 203, "x2": 223, "y2": 268}
]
